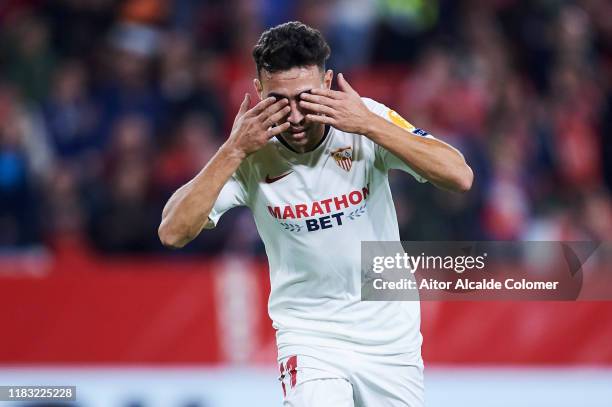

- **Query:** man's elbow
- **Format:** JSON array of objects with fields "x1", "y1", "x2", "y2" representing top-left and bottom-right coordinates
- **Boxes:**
[
  {"x1": 158, "y1": 221, "x2": 190, "y2": 249},
  {"x1": 454, "y1": 164, "x2": 474, "y2": 193}
]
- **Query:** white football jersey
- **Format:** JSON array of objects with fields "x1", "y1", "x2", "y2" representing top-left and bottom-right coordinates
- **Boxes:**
[{"x1": 208, "y1": 98, "x2": 431, "y2": 361}]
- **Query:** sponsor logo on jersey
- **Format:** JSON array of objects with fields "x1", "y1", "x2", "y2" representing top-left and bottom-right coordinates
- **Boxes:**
[
  {"x1": 267, "y1": 185, "x2": 369, "y2": 232},
  {"x1": 265, "y1": 171, "x2": 294, "y2": 183},
  {"x1": 331, "y1": 146, "x2": 353, "y2": 171}
]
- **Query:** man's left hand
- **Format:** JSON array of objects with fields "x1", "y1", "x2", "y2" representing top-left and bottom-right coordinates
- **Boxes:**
[{"x1": 300, "y1": 73, "x2": 375, "y2": 135}]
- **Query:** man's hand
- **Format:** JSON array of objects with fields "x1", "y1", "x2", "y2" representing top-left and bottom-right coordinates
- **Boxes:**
[
  {"x1": 224, "y1": 94, "x2": 291, "y2": 158},
  {"x1": 301, "y1": 73, "x2": 473, "y2": 192},
  {"x1": 299, "y1": 73, "x2": 375, "y2": 135},
  {"x1": 158, "y1": 94, "x2": 289, "y2": 249}
]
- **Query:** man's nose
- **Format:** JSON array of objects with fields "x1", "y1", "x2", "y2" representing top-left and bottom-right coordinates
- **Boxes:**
[{"x1": 287, "y1": 99, "x2": 304, "y2": 125}]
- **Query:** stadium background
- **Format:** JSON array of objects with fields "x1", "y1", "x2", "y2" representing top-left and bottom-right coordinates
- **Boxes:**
[{"x1": 1, "y1": 0, "x2": 611, "y2": 406}]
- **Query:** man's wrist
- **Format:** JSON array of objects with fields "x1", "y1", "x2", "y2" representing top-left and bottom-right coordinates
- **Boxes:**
[
  {"x1": 360, "y1": 111, "x2": 384, "y2": 139},
  {"x1": 218, "y1": 142, "x2": 247, "y2": 164}
]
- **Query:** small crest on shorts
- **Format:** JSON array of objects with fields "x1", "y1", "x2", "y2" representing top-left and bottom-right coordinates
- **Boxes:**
[{"x1": 331, "y1": 146, "x2": 353, "y2": 172}]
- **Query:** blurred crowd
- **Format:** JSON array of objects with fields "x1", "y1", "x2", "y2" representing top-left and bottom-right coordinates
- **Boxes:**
[{"x1": 0, "y1": 0, "x2": 611, "y2": 255}]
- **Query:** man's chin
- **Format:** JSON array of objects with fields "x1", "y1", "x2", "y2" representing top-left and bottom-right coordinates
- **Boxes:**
[
  {"x1": 279, "y1": 125, "x2": 324, "y2": 152},
  {"x1": 280, "y1": 130, "x2": 310, "y2": 148},
  {"x1": 285, "y1": 131, "x2": 308, "y2": 143}
]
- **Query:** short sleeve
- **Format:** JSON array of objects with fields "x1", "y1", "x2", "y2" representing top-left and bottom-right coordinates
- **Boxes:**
[
  {"x1": 205, "y1": 173, "x2": 248, "y2": 229},
  {"x1": 363, "y1": 97, "x2": 433, "y2": 183}
]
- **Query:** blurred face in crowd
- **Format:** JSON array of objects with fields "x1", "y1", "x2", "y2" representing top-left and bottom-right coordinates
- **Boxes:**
[{"x1": 254, "y1": 65, "x2": 333, "y2": 153}]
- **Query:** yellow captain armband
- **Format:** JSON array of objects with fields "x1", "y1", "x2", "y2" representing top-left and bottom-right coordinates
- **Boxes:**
[{"x1": 387, "y1": 109, "x2": 430, "y2": 137}]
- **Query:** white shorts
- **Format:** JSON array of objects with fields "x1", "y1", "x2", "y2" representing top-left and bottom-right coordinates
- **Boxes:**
[{"x1": 278, "y1": 347, "x2": 424, "y2": 407}]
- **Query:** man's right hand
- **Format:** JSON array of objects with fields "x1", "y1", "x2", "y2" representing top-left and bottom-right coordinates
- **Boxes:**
[
  {"x1": 224, "y1": 94, "x2": 291, "y2": 158},
  {"x1": 158, "y1": 94, "x2": 289, "y2": 249}
]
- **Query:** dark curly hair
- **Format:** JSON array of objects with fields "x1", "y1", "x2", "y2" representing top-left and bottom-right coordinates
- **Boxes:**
[{"x1": 252, "y1": 21, "x2": 331, "y2": 75}]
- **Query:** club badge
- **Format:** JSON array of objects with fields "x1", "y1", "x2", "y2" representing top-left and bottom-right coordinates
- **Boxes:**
[{"x1": 331, "y1": 146, "x2": 353, "y2": 172}]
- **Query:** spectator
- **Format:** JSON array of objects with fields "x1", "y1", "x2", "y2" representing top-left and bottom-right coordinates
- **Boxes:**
[
  {"x1": 1, "y1": 16, "x2": 57, "y2": 103},
  {"x1": 0, "y1": 83, "x2": 48, "y2": 246},
  {"x1": 43, "y1": 60, "x2": 101, "y2": 160}
]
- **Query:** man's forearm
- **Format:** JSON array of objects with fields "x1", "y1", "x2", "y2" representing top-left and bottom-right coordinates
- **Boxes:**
[
  {"x1": 158, "y1": 145, "x2": 245, "y2": 248},
  {"x1": 158, "y1": 93, "x2": 291, "y2": 249},
  {"x1": 363, "y1": 113, "x2": 473, "y2": 192}
]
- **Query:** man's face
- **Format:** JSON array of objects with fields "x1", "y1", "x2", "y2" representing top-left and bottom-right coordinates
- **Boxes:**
[{"x1": 255, "y1": 65, "x2": 332, "y2": 152}]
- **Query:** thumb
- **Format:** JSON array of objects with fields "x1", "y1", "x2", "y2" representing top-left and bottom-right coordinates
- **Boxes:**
[
  {"x1": 338, "y1": 73, "x2": 357, "y2": 94},
  {"x1": 238, "y1": 93, "x2": 251, "y2": 115}
]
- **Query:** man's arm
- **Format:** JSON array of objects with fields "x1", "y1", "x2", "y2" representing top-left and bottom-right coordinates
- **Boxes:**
[
  {"x1": 158, "y1": 94, "x2": 290, "y2": 248},
  {"x1": 362, "y1": 114, "x2": 473, "y2": 192},
  {"x1": 300, "y1": 73, "x2": 473, "y2": 192}
]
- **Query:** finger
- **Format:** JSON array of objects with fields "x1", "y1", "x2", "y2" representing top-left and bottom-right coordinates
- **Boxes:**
[
  {"x1": 310, "y1": 88, "x2": 346, "y2": 99},
  {"x1": 263, "y1": 105, "x2": 291, "y2": 127},
  {"x1": 306, "y1": 114, "x2": 335, "y2": 125},
  {"x1": 337, "y1": 73, "x2": 358, "y2": 95},
  {"x1": 248, "y1": 96, "x2": 277, "y2": 116},
  {"x1": 299, "y1": 100, "x2": 335, "y2": 116},
  {"x1": 258, "y1": 98, "x2": 289, "y2": 122},
  {"x1": 267, "y1": 122, "x2": 290, "y2": 138},
  {"x1": 238, "y1": 93, "x2": 251, "y2": 116},
  {"x1": 300, "y1": 92, "x2": 338, "y2": 107}
]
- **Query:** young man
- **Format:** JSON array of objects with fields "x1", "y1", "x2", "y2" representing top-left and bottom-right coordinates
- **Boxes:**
[{"x1": 159, "y1": 21, "x2": 472, "y2": 407}]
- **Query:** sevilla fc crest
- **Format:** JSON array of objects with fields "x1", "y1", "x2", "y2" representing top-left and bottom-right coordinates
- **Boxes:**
[{"x1": 331, "y1": 146, "x2": 353, "y2": 172}]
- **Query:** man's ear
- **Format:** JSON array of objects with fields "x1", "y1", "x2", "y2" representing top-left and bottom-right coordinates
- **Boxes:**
[
  {"x1": 324, "y1": 69, "x2": 333, "y2": 89},
  {"x1": 253, "y1": 78, "x2": 263, "y2": 99}
]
